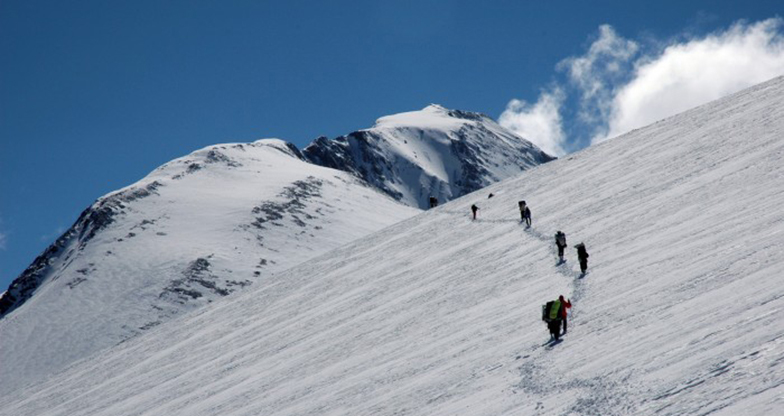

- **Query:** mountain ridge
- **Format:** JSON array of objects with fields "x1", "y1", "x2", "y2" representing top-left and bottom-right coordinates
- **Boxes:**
[
  {"x1": 0, "y1": 105, "x2": 553, "y2": 395},
  {"x1": 0, "y1": 139, "x2": 420, "y2": 395},
  {"x1": 303, "y1": 104, "x2": 554, "y2": 208},
  {"x1": 3, "y1": 75, "x2": 783, "y2": 415}
]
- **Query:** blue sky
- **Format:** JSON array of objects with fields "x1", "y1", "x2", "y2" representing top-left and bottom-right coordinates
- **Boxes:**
[{"x1": 1, "y1": 0, "x2": 783, "y2": 290}]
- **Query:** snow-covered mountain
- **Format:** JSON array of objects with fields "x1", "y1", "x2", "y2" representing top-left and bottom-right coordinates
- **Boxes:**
[
  {"x1": 303, "y1": 104, "x2": 554, "y2": 208},
  {"x1": 4, "y1": 76, "x2": 783, "y2": 415},
  {"x1": 0, "y1": 139, "x2": 419, "y2": 396},
  {"x1": 0, "y1": 104, "x2": 553, "y2": 396}
]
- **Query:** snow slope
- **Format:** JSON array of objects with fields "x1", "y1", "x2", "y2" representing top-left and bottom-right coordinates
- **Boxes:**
[
  {"x1": 303, "y1": 104, "x2": 555, "y2": 209},
  {"x1": 0, "y1": 139, "x2": 419, "y2": 396},
  {"x1": 0, "y1": 104, "x2": 553, "y2": 397},
  {"x1": 5, "y1": 76, "x2": 784, "y2": 415}
]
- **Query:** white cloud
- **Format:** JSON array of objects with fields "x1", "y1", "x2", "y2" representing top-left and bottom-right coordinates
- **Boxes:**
[
  {"x1": 599, "y1": 18, "x2": 784, "y2": 142},
  {"x1": 558, "y1": 24, "x2": 639, "y2": 124},
  {"x1": 499, "y1": 25, "x2": 637, "y2": 155},
  {"x1": 498, "y1": 88, "x2": 567, "y2": 157},
  {"x1": 500, "y1": 18, "x2": 784, "y2": 152}
]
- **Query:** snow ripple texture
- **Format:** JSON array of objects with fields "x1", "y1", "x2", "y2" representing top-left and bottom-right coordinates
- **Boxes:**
[
  {"x1": 0, "y1": 140, "x2": 419, "y2": 396},
  {"x1": 4, "y1": 76, "x2": 784, "y2": 415}
]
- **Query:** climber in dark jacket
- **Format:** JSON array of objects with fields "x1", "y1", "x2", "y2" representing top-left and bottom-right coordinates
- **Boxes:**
[
  {"x1": 471, "y1": 204, "x2": 479, "y2": 220},
  {"x1": 555, "y1": 231, "x2": 567, "y2": 263},
  {"x1": 545, "y1": 298, "x2": 564, "y2": 341},
  {"x1": 576, "y1": 243, "x2": 589, "y2": 274},
  {"x1": 518, "y1": 201, "x2": 526, "y2": 222}
]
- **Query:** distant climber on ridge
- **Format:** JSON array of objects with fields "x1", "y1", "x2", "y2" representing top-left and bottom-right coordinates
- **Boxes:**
[
  {"x1": 429, "y1": 196, "x2": 438, "y2": 208},
  {"x1": 471, "y1": 204, "x2": 479, "y2": 220},
  {"x1": 518, "y1": 200, "x2": 526, "y2": 222},
  {"x1": 555, "y1": 231, "x2": 567, "y2": 263},
  {"x1": 576, "y1": 242, "x2": 589, "y2": 275}
]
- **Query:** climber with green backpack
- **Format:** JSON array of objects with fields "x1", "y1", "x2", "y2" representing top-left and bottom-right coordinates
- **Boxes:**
[{"x1": 542, "y1": 297, "x2": 563, "y2": 341}]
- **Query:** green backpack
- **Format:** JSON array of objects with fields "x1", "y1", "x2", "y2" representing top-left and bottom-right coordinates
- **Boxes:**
[{"x1": 542, "y1": 300, "x2": 561, "y2": 322}]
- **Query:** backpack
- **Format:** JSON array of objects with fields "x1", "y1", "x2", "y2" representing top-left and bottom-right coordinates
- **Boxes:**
[
  {"x1": 556, "y1": 232, "x2": 566, "y2": 246},
  {"x1": 576, "y1": 244, "x2": 589, "y2": 258},
  {"x1": 542, "y1": 301, "x2": 555, "y2": 322},
  {"x1": 548, "y1": 300, "x2": 562, "y2": 321}
]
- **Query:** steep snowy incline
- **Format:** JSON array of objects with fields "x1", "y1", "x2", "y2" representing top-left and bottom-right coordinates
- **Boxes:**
[
  {"x1": 4, "y1": 75, "x2": 784, "y2": 416},
  {"x1": 0, "y1": 139, "x2": 419, "y2": 396},
  {"x1": 303, "y1": 104, "x2": 555, "y2": 209}
]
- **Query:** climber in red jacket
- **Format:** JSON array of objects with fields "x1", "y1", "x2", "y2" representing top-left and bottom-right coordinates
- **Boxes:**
[{"x1": 559, "y1": 295, "x2": 572, "y2": 334}]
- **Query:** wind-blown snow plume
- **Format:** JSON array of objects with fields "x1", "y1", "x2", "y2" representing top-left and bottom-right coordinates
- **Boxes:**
[
  {"x1": 497, "y1": 89, "x2": 566, "y2": 157},
  {"x1": 558, "y1": 24, "x2": 638, "y2": 125},
  {"x1": 500, "y1": 18, "x2": 784, "y2": 151}
]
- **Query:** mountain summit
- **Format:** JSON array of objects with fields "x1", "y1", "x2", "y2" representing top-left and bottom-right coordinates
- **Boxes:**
[
  {"x1": 0, "y1": 106, "x2": 552, "y2": 395},
  {"x1": 4, "y1": 76, "x2": 783, "y2": 415},
  {"x1": 304, "y1": 104, "x2": 554, "y2": 208}
]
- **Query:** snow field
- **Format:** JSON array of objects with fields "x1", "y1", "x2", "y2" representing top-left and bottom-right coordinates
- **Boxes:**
[
  {"x1": 2, "y1": 199, "x2": 577, "y2": 416},
  {"x1": 0, "y1": 140, "x2": 419, "y2": 396},
  {"x1": 3, "y1": 76, "x2": 784, "y2": 415}
]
